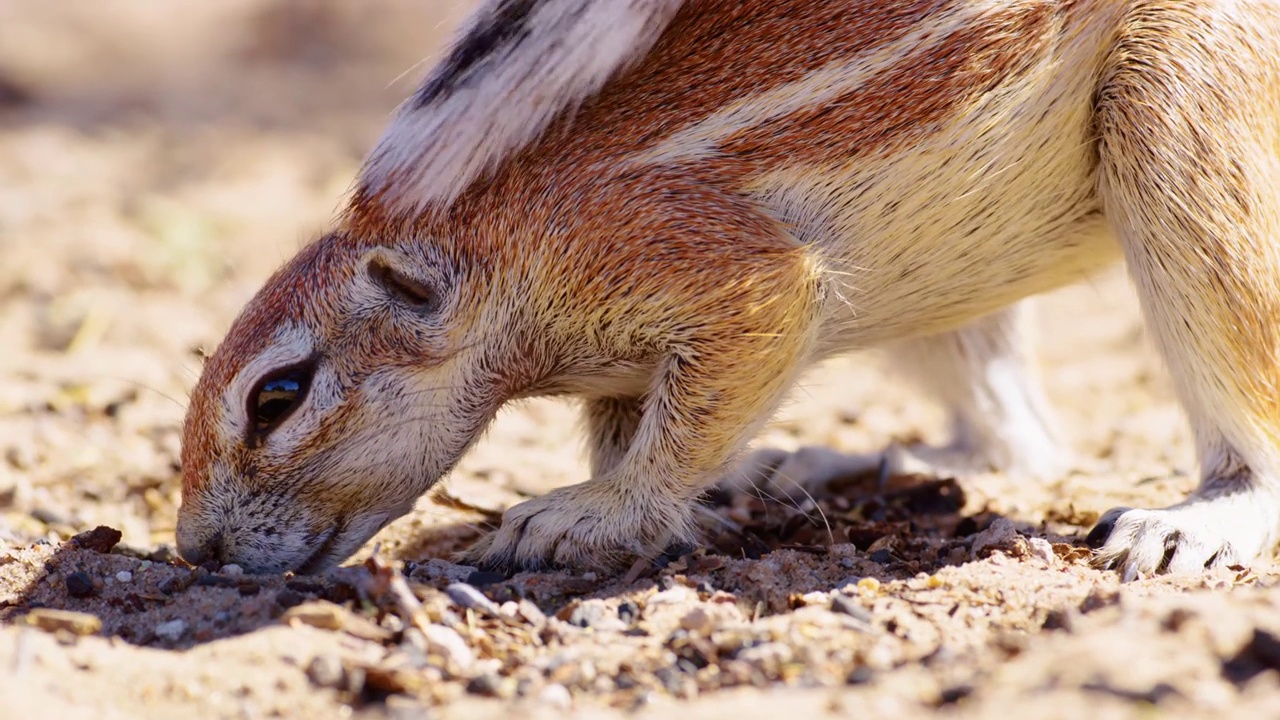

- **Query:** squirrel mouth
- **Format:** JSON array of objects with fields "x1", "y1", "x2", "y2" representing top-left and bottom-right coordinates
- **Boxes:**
[{"x1": 295, "y1": 523, "x2": 344, "y2": 575}]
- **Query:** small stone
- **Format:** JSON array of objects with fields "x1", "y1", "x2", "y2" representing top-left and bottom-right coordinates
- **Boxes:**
[
  {"x1": 648, "y1": 585, "x2": 694, "y2": 607},
  {"x1": 567, "y1": 601, "x2": 608, "y2": 629},
  {"x1": 847, "y1": 666, "x2": 875, "y2": 685},
  {"x1": 115, "y1": 571, "x2": 133, "y2": 583},
  {"x1": 195, "y1": 574, "x2": 239, "y2": 588},
  {"x1": 1042, "y1": 608, "x2": 1075, "y2": 632},
  {"x1": 695, "y1": 580, "x2": 714, "y2": 595},
  {"x1": 464, "y1": 570, "x2": 507, "y2": 587},
  {"x1": 516, "y1": 599, "x2": 547, "y2": 626},
  {"x1": 275, "y1": 589, "x2": 305, "y2": 609},
  {"x1": 385, "y1": 695, "x2": 431, "y2": 720},
  {"x1": 404, "y1": 558, "x2": 477, "y2": 584},
  {"x1": 219, "y1": 564, "x2": 244, "y2": 577},
  {"x1": 581, "y1": 572, "x2": 598, "y2": 582},
  {"x1": 158, "y1": 576, "x2": 188, "y2": 596},
  {"x1": 306, "y1": 655, "x2": 345, "y2": 689},
  {"x1": 445, "y1": 583, "x2": 501, "y2": 617},
  {"x1": 679, "y1": 607, "x2": 713, "y2": 634},
  {"x1": 657, "y1": 575, "x2": 676, "y2": 591},
  {"x1": 421, "y1": 623, "x2": 474, "y2": 671},
  {"x1": 64, "y1": 571, "x2": 96, "y2": 598},
  {"x1": 237, "y1": 581, "x2": 261, "y2": 596},
  {"x1": 466, "y1": 672, "x2": 503, "y2": 697},
  {"x1": 537, "y1": 683, "x2": 572, "y2": 709},
  {"x1": 830, "y1": 594, "x2": 873, "y2": 624},
  {"x1": 618, "y1": 600, "x2": 640, "y2": 624},
  {"x1": 800, "y1": 591, "x2": 829, "y2": 606},
  {"x1": 147, "y1": 545, "x2": 176, "y2": 564},
  {"x1": 154, "y1": 619, "x2": 187, "y2": 641},
  {"x1": 1028, "y1": 537, "x2": 1056, "y2": 564},
  {"x1": 27, "y1": 609, "x2": 101, "y2": 636},
  {"x1": 869, "y1": 549, "x2": 893, "y2": 564},
  {"x1": 970, "y1": 518, "x2": 1026, "y2": 560}
]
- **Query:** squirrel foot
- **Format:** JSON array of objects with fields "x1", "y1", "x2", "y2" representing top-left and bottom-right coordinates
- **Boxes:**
[{"x1": 461, "y1": 478, "x2": 694, "y2": 574}]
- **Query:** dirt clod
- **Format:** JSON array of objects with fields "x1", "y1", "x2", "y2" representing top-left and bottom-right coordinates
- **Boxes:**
[{"x1": 67, "y1": 526, "x2": 123, "y2": 554}]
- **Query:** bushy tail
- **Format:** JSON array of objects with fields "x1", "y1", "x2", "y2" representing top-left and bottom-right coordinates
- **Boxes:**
[{"x1": 357, "y1": 0, "x2": 684, "y2": 215}]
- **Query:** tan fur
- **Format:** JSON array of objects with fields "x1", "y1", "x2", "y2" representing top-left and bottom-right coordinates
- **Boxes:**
[{"x1": 177, "y1": 0, "x2": 1280, "y2": 579}]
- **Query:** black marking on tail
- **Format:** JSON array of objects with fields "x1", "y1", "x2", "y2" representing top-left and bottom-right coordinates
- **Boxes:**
[{"x1": 415, "y1": 0, "x2": 540, "y2": 108}]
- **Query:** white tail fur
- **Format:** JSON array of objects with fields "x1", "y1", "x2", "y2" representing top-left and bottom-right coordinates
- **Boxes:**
[{"x1": 358, "y1": 0, "x2": 684, "y2": 214}]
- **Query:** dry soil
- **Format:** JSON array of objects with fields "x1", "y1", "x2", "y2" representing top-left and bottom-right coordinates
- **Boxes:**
[{"x1": 2, "y1": 3, "x2": 1279, "y2": 719}]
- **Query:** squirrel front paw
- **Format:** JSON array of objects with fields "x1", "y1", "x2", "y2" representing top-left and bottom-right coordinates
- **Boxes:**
[{"x1": 461, "y1": 479, "x2": 695, "y2": 574}]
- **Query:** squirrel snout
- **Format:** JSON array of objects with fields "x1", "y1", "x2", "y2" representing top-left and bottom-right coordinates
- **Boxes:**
[{"x1": 175, "y1": 526, "x2": 225, "y2": 569}]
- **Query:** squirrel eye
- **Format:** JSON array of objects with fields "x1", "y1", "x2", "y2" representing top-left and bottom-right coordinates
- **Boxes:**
[{"x1": 249, "y1": 366, "x2": 313, "y2": 435}]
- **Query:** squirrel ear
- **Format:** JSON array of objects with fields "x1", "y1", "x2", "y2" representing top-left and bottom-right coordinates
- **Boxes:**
[
  {"x1": 361, "y1": 248, "x2": 445, "y2": 314},
  {"x1": 357, "y1": 0, "x2": 683, "y2": 215}
]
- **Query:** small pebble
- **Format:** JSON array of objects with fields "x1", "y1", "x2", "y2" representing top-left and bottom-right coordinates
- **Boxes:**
[
  {"x1": 617, "y1": 600, "x2": 640, "y2": 624},
  {"x1": 568, "y1": 602, "x2": 608, "y2": 629},
  {"x1": 158, "y1": 576, "x2": 188, "y2": 596},
  {"x1": 195, "y1": 574, "x2": 239, "y2": 588},
  {"x1": 115, "y1": 571, "x2": 133, "y2": 583},
  {"x1": 870, "y1": 549, "x2": 893, "y2": 564},
  {"x1": 1028, "y1": 537, "x2": 1056, "y2": 564},
  {"x1": 219, "y1": 564, "x2": 244, "y2": 577},
  {"x1": 516, "y1": 599, "x2": 547, "y2": 626},
  {"x1": 695, "y1": 580, "x2": 715, "y2": 595},
  {"x1": 466, "y1": 672, "x2": 503, "y2": 697},
  {"x1": 800, "y1": 591, "x2": 829, "y2": 606},
  {"x1": 679, "y1": 607, "x2": 713, "y2": 634},
  {"x1": 237, "y1": 581, "x2": 261, "y2": 596},
  {"x1": 831, "y1": 594, "x2": 874, "y2": 624},
  {"x1": 537, "y1": 683, "x2": 572, "y2": 710},
  {"x1": 64, "y1": 571, "x2": 96, "y2": 598},
  {"x1": 275, "y1": 589, "x2": 305, "y2": 609},
  {"x1": 445, "y1": 583, "x2": 502, "y2": 617},
  {"x1": 154, "y1": 619, "x2": 187, "y2": 641},
  {"x1": 464, "y1": 570, "x2": 507, "y2": 587},
  {"x1": 147, "y1": 545, "x2": 176, "y2": 564},
  {"x1": 648, "y1": 586, "x2": 694, "y2": 606},
  {"x1": 420, "y1": 623, "x2": 475, "y2": 671},
  {"x1": 306, "y1": 655, "x2": 345, "y2": 689},
  {"x1": 847, "y1": 666, "x2": 875, "y2": 685}
]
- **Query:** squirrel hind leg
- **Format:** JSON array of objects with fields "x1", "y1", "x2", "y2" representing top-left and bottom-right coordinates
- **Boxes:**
[{"x1": 883, "y1": 300, "x2": 1071, "y2": 482}]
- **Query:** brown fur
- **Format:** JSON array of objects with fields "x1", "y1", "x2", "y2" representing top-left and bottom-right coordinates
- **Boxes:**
[{"x1": 177, "y1": 0, "x2": 1280, "y2": 579}]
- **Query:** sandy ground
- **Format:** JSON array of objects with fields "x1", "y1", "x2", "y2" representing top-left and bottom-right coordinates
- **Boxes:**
[{"x1": 2, "y1": 3, "x2": 1280, "y2": 719}]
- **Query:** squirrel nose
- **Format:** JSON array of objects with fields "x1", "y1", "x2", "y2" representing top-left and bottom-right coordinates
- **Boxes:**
[{"x1": 177, "y1": 530, "x2": 226, "y2": 569}]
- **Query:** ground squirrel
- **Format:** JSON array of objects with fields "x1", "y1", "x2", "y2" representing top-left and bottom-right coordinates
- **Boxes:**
[{"x1": 175, "y1": 0, "x2": 1280, "y2": 580}]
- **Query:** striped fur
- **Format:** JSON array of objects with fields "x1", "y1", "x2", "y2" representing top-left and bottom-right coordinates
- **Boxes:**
[{"x1": 179, "y1": 0, "x2": 1280, "y2": 580}]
